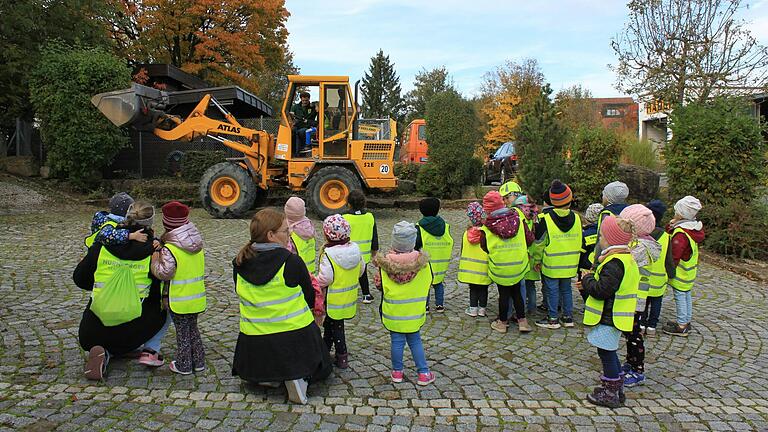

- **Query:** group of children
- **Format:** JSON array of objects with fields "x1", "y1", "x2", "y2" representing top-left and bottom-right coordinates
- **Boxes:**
[{"x1": 84, "y1": 179, "x2": 706, "y2": 408}]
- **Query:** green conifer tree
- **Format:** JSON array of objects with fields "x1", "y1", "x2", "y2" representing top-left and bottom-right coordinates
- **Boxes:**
[{"x1": 361, "y1": 49, "x2": 404, "y2": 121}]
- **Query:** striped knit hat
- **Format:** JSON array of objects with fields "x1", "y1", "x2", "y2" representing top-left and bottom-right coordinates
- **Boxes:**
[
  {"x1": 549, "y1": 180, "x2": 572, "y2": 208},
  {"x1": 162, "y1": 201, "x2": 190, "y2": 230}
]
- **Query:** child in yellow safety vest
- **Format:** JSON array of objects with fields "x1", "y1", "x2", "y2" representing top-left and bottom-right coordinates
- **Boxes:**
[
  {"x1": 458, "y1": 202, "x2": 489, "y2": 318},
  {"x1": 343, "y1": 189, "x2": 379, "y2": 304},
  {"x1": 316, "y1": 215, "x2": 365, "y2": 369},
  {"x1": 86, "y1": 192, "x2": 149, "y2": 247},
  {"x1": 640, "y1": 200, "x2": 676, "y2": 336},
  {"x1": 513, "y1": 194, "x2": 541, "y2": 316},
  {"x1": 577, "y1": 203, "x2": 604, "y2": 301},
  {"x1": 284, "y1": 197, "x2": 325, "y2": 324},
  {"x1": 151, "y1": 201, "x2": 206, "y2": 375},
  {"x1": 580, "y1": 215, "x2": 639, "y2": 409},
  {"x1": 663, "y1": 196, "x2": 704, "y2": 337},
  {"x1": 415, "y1": 197, "x2": 453, "y2": 313},
  {"x1": 373, "y1": 221, "x2": 436, "y2": 386}
]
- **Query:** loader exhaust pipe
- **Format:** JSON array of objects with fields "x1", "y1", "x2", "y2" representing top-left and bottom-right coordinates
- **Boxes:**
[{"x1": 353, "y1": 80, "x2": 360, "y2": 140}]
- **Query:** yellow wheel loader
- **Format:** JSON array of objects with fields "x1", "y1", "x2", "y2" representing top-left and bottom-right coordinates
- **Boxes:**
[{"x1": 92, "y1": 75, "x2": 397, "y2": 218}]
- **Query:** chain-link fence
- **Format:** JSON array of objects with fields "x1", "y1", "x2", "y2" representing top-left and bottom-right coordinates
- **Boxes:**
[{"x1": 104, "y1": 117, "x2": 282, "y2": 178}]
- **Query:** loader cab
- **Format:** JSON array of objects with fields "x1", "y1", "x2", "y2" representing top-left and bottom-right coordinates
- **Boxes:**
[{"x1": 276, "y1": 77, "x2": 355, "y2": 161}]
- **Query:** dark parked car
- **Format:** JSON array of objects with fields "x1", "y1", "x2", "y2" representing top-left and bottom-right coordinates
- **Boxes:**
[{"x1": 482, "y1": 141, "x2": 517, "y2": 185}]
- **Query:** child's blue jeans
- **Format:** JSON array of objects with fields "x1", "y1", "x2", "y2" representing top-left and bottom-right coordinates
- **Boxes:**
[
  {"x1": 426, "y1": 282, "x2": 444, "y2": 307},
  {"x1": 645, "y1": 295, "x2": 663, "y2": 328},
  {"x1": 673, "y1": 289, "x2": 693, "y2": 325},
  {"x1": 143, "y1": 311, "x2": 171, "y2": 353},
  {"x1": 544, "y1": 277, "x2": 573, "y2": 318},
  {"x1": 390, "y1": 331, "x2": 429, "y2": 374}
]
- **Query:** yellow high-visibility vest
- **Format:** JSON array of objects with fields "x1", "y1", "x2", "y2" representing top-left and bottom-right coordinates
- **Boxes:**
[
  {"x1": 343, "y1": 213, "x2": 375, "y2": 263},
  {"x1": 381, "y1": 265, "x2": 432, "y2": 333},
  {"x1": 325, "y1": 253, "x2": 361, "y2": 320},
  {"x1": 93, "y1": 247, "x2": 152, "y2": 300},
  {"x1": 646, "y1": 232, "x2": 670, "y2": 298},
  {"x1": 290, "y1": 232, "x2": 317, "y2": 273},
  {"x1": 165, "y1": 244, "x2": 206, "y2": 314},
  {"x1": 668, "y1": 228, "x2": 699, "y2": 292},
  {"x1": 481, "y1": 210, "x2": 529, "y2": 286},
  {"x1": 84, "y1": 220, "x2": 118, "y2": 248},
  {"x1": 458, "y1": 230, "x2": 491, "y2": 285},
  {"x1": 541, "y1": 212, "x2": 582, "y2": 279},
  {"x1": 582, "y1": 253, "x2": 639, "y2": 332},
  {"x1": 236, "y1": 263, "x2": 314, "y2": 335},
  {"x1": 418, "y1": 224, "x2": 453, "y2": 284}
]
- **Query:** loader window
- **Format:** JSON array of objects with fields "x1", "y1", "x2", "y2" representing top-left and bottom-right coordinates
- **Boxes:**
[{"x1": 323, "y1": 85, "x2": 351, "y2": 139}]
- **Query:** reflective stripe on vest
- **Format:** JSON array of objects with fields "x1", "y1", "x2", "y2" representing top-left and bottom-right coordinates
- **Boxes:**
[
  {"x1": 325, "y1": 254, "x2": 361, "y2": 320},
  {"x1": 541, "y1": 212, "x2": 583, "y2": 278},
  {"x1": 418, "y1": 224, "x2": 454, "y2": 284},
  {"x1": 381, "y1": 265, "x2": 432, "y2": 333},
  {"x1": 93, "y1": 247, "x2": 152, "y2": 299},
  {"x1": 236, "y1": 263, "x2": 314, "y2": 335},
  {"x1": 84, "y1": 220, "x2": 118, "y2": 248},
  {"x1": 581, "y1": 233, "x2": 597, "y2": 270},
  {"x1": 669, "y1": 228, "x2": 699, "y2": 292},
  {"x1": 290, "y1": 232, "x2": 317, "y2": 273},
  {"x1": 343, "y1": 213, "x2": 375, "y2": 264},
  {"x1": 481, "y1": 214, "x2": 529, "y2": 286},
  {"x1": 458, "y1": 230, "x2": 491, "y2": 285},
  {"x1": 582, "y1": 253, "x2": 640, "y2": 332},
  {"x1": 165, "y1": 244, "x2": 207, "y2": 314},
  {"x1": 646, "y1": 232, "x2": 670, "y2": 297}
]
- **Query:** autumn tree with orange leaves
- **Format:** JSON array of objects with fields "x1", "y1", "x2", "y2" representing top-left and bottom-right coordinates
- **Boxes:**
[{"x1": 98, "y1": 0, "x2": 296, "y2": 107}]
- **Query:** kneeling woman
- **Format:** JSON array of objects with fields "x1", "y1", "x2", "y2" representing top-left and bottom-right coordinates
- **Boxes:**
[
  {"x1": 232, "y1": 208, "x2": 332, "y2": 404},
  {"x1": 73, "y1": 202, "x2": 171, "y2": 380}
]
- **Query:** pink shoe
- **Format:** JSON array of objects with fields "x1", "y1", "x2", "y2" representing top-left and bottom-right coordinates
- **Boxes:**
[
  {"x1": 169, "y1": 361, "x2": 192, "y2": 375},
  {"x1": 138, "y1": 350, "x2": 164, "y2": 367},
  {"x1": 390, "y1": 370, "x2": 404, "y2": 383},
  {"x1": 417, "y1": 371, "x2": 436, "y2": 386}
]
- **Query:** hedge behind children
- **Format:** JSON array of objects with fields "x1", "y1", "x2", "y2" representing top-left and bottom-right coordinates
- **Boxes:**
[
  {"x1": 151, "y1": 201, "x2": 207, "y2": 375},
  {"x1": 415, "y1": 198, "x2": 453, "y2": 313}
]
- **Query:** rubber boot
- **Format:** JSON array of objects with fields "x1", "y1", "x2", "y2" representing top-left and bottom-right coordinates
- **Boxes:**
[
  {"x1": 586, "y1": 376, "x2": 623, "y2": 408},
  {"x1": 335, "y1": 352, "x2": 349, "y2": 369},
  {"x1": 595, "y1": 374, "x2": 626, "y2": 404}
]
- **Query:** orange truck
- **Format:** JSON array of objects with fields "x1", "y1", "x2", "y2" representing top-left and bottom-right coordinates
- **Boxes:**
[{"x1": 399, "y1": 119, "x2": 428, "y2": 164}]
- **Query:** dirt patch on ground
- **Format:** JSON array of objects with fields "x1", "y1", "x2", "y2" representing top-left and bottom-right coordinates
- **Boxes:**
[{"x1": 0, "y1": 173, "x2": 90, "y2": 215}]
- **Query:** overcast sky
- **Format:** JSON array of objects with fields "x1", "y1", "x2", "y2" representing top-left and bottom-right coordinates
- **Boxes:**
[{"x1": 285, "y1": 0, "x2": 768, "y2": 99}]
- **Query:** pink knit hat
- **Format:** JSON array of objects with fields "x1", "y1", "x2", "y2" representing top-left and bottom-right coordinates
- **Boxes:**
[
  {"x1": 483, "y1": 191, "x2": 505, "y2": 214},
  {"x1": 601, "y1": 215, "x2": 634, "y2": 246},
  {"x1": 619, "y1": 204, "x2": 655, "y2": 237},
  {"x1": 284, "y1": 196, "x2": 306, "y2": 225}
]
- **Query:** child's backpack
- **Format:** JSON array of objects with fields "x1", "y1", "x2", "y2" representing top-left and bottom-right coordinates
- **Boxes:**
[{"x1": 90, "y1": 265, "x2": 142, "y2": 326}]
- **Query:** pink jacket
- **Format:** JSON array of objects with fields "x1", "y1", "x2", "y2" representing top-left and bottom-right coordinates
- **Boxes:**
[{"x1": 151, "y1": 223, "x2": 204, "y2": 280}]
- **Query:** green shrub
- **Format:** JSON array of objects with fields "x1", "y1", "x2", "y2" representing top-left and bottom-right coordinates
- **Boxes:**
[
  {"x1": 699, "y1": 199, "x2": 768, "y2": 260},
  {"x1": 621, "y1": 136, "x2": 660, "y2": 171},
  {"x1": 394, "y1": 162, "x2": 419, "y2": 182},
  {"x1": 181, "y1": 151, "x2": 227, "y2": 182},
  {"x1": 568, "y1": 126, "x2": 622, "y2": 209},
  {"x1": 517, "y1": 84, "x2": 568, "y2": 202},
  {"x1": 419, "y1": 90, "x2": 482, "y2": 198},
  {"x1": 666, "y1": 97, "x2": 766, "y2": 206},
  {"x1": 29, "y1": 41, "x2": 131, "y2": 188}
]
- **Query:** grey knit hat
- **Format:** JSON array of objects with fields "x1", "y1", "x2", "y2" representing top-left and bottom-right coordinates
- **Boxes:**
[
  {"x1": 391, "y1": 221, "x2": 418, "y2": 253},
  {"x1": 109, "y1": 192, "x2": 134, "y2": 217},
  {"x1": 584, "y1": 203, "x2": 604, "y2": 224},
  {"x1": 602, "y1": 181, "x2": 629, "y2": 205}
]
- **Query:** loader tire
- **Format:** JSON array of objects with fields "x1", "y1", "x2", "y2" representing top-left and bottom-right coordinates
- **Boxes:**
[
  {"x1": 306, "y1": 165, "x2": 362, "y2": 219},
  {"x1": 199, "y1": 162, "x2": 263, "y2": 218}
]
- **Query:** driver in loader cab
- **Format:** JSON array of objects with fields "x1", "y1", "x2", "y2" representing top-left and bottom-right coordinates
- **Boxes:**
[{"x1": 291, "y1": 91, "x2": 317, "y2": 156}]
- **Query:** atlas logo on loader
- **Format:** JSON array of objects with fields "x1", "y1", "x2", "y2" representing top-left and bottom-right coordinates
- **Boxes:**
[
  {"x1": 217, "y1": 124, "x2": 241, "y2": 133},
  {"x1": 91, "y1": 75, "x2": 398, "y2": 219}
]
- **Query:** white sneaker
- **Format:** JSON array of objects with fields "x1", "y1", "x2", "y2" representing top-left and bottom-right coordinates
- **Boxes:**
[
  {"x1": 465, "y1": 307, "x2": 478, "y2": 317},
  {"x1": 477, "y1": 307, "x2": 487, "y2": 317},
  {"x1": 285, "y1": 379, "x2": 308, "y2": 404}
]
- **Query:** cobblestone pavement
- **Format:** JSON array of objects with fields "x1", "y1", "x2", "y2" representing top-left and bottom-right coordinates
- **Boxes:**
[{"x1": 1, "y1": 205, "x2": 767, "y2": 431}]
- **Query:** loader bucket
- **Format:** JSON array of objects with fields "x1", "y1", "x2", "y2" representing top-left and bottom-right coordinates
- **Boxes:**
[{"x1": 91, "y1": 83, "x2": 164, "y2": 128}]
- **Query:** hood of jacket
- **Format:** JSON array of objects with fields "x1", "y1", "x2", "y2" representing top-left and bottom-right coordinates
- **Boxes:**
[
  {"x1": 162, "y1": 222, "x2": 203, "y2": 253},
  {"x1": 484, "y1": 208, "x2": 521, "y2": 239},
  {"x1": 233, "y1": 247, "x2": 292, "y2": 285},
  {"x1": 290, "y1": 218, "x2": 316, "y2": 240},
  {"x1": 466, "y1": 226, "x2": 483, "y2": 244},
  {"x1": 631, "y1": 238, "x2": 662, "y2": 267},
  {"x1": 543, "y1": 207, "x2": 576, "y2": 233},
  {"x1": 324, "y1": 242, "x2": 362, "y2": 270},
  {"x1": 418, "y1": 216, "x2": 446, "y2": 237},
  {"x1": 373, "y1": 250, "x2": 430, "y2": 284},
  {"x1": 105, "y1": 226, "x2": 155, "y2": 260}
]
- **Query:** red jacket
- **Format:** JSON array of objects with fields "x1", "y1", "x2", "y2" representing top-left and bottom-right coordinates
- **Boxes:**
[{"x1": 666, "y1": 225, "x2": 705, "y2": 266}]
